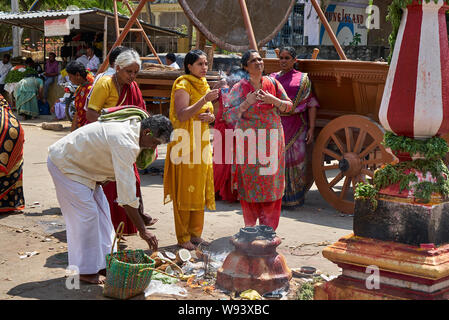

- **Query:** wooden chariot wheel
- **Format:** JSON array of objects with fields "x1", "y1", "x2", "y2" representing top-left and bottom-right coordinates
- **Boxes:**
[{"x1": 312, "y1": 115, "x2": 393, "y2": 214}]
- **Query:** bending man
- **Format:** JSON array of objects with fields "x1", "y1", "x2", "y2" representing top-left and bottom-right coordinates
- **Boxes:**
[{"x1": 47, "y1": 112, "x2": 173, "y2": 284}]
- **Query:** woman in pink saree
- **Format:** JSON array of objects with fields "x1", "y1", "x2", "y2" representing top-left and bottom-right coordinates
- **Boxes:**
[
  {"x1": 271, "y1": 47, "x2": 319, "y2": 209},
  {"x1": 223, "y1": 50, "x2": 293, "y2": 230}
]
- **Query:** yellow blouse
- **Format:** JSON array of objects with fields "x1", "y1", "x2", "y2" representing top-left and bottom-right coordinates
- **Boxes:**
[
  {"x1": 87, "y1": 75, "x2": 120, "y2": 112},
  {"x1": 163, "y1": 75, "x2": 215, "y2": 211}
]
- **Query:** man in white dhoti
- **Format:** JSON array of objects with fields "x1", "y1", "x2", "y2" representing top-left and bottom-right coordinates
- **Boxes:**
[{"x1": 47, "y1": 112, "x2": 173, "y2": 284}]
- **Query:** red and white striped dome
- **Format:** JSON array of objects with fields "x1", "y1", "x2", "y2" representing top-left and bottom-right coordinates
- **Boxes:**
[{"x1": 379, "y1": 0, "x2": 449, "y2": 139}]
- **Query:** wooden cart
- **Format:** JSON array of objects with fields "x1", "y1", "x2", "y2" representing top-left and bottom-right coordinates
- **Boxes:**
[
  {"x1": 264, "y1": 58, "x2": 393, "y2": 214},
  {"x1": 137, "y1": 59, "x2": 392, "y2": 215}
]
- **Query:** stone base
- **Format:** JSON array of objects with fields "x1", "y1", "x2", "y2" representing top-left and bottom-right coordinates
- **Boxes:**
[
  {"x1": 314, "y1": 276, "x2": 449, "y2": 300},
  {"x1": 315, "y1": 234, "x2": 449, "y2": 300},
  {"x1": 354, "y1": 198, "x2": 449, "y2": 246}
]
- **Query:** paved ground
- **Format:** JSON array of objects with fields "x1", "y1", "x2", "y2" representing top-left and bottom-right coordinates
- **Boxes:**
[{"x1": 0, "y1": 115, "x2": 354, "y2": 300}]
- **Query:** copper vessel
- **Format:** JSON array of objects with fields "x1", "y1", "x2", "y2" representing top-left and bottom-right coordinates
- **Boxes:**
[{"x1": 216, "y1": 226, "x2": 292, "y2": 295}]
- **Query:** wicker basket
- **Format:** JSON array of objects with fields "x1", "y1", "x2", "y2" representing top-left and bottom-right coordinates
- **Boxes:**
[{"x1": 103, "y1": 223, "x2": 155, "y2": 300}]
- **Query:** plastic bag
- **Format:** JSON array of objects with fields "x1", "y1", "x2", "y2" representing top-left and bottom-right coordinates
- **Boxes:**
[{"x1": 144, "y1": 280, "x2": 187, "y2": 297}]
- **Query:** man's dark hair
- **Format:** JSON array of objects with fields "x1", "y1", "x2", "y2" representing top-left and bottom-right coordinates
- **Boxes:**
[
  {"x1": 66, "y1": 61, "x2": 88, "y2": 79},
  {"x1": 3, "y1": 54, "x2": 11, "y2": 60},
  {"x1": 110, "y1": 46, "x2": 129, "y2": 66},
  {"x1": 166, "y1": 53, "x2": 177, "y2": 63},
  {"x1": 184, "y1": 49, "x2": 206, "y2": 74},
  {"x1": 49, "y1": 52, "x2": 56, "y2": 58},
  {"x1": 141, "y1": 114, "x2": 173, "y2": 144}
]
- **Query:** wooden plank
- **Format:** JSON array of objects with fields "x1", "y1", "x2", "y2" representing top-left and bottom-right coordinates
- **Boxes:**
[
  {"x1": 141, "y1": 89, "x2": 171, "y2": 97},
  {"x1": 137, "y1": 78, "x2": 175, "y2": 85}
]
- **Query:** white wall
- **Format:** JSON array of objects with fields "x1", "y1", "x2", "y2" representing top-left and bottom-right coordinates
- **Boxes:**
[{"x1": 299, "y1": 0, "x2": 370, "y2": 46}]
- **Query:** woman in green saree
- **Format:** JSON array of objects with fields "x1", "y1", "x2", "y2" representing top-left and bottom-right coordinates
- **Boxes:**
[{"x1": 14, "y1": 74, "x2": 43, "y2": 120}]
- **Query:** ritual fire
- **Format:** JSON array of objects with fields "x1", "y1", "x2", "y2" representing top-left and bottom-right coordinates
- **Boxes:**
[{"x1": 216, "y1": 225, "x2": 292, "y2": 295}]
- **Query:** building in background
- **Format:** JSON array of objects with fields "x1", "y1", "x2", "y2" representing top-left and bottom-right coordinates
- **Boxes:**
[
  {"x1": 137, "y1": 0, "x2": 191, "y2": 52},
  {"x1": 267, "y1": 0, "x2": 393, "y2": 49}
]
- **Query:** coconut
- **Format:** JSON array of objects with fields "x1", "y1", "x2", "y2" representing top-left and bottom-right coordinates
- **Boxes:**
[
  {"x1": 164, "y1": 251, "x2": 176, "y2": 260},
  {"x1": 175, "y1": 248, "x2": 192, "y2": 265},
  {"x1": 165, "y1": 266, "x2": 175, "y2": 275}
]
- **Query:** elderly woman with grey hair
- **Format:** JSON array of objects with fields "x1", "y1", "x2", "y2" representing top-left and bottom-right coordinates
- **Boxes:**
[{"x1": 86, "y1": 49, "x2": 157, "y2": 235}]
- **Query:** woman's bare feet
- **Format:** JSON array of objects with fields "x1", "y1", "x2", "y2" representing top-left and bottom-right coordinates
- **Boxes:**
[
  {"x1": 178, "y1": 241, "x2": 196, "y2": 250},
  {"x1": 191, "y1": 237, "x2": 210, "y2": 246},
  {"x1": 98, "y1": 269, "x2": 107, "y2": 276},
  {"x1": 79, "y1": 273, "x2": 106, "y2": 284}
]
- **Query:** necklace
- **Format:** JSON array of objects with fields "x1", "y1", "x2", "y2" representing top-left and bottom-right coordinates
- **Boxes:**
[
  {"x1": 113, "y1": 74, "x2": 121, "y2": 97},
  {"x1": 249, "y1": 78, "x2": 261, "y2": 90}
]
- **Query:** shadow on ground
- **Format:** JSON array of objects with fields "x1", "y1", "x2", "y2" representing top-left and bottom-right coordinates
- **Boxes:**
[
  {"x1": 7, "y1": 277, "x2": 106, "y2": 300},
  {"x1": 212, "y1": 189, "x2": 353, "y2": 231},
  {"x1": 44, "y1": 251, "x2": 68, "y2": 269},
  {"x1": 24, "y1": 207, "x2": 62, "y2": 217}
]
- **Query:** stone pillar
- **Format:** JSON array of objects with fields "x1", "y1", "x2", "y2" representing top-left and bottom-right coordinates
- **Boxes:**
[
  {"x1": 378, "y1": 0, "x2": 449, "y2": 139},
  {"x1": 315, "y1": 0, "x2": 449, "y2": 300}
]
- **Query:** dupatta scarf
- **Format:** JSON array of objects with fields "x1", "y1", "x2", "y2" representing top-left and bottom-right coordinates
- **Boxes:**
[{"x1": 272, "y1": 71, "x2": 313, "y2": 151}]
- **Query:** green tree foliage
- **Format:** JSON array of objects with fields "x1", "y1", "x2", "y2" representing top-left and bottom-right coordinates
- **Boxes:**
[{"x1": 0, "y1": 0, "x2": 128, "y2": 46}]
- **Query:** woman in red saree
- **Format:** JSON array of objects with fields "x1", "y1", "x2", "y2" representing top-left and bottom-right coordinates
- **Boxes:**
[
  {"x1": 213, "y1": 68, "x2": 249, "y2": 203},
  {"x1": 0, "y1": 94, "x2": 25, "y2": 213},
  {"x1": 65, "y1": 61, "x2": 94, "y2": 131},
  {"x1": 223, "y1": 50, "x2": 293, "y2": 230},
  {"x1": 86, "y1": 49, "x2": 158, "y2": 235}
]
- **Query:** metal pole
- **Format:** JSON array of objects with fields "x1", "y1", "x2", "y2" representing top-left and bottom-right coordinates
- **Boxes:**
[
  {"x1": 238, "y1": 0, "x2": 258, "y2": 51},
  {"x1": 310, "y1": 0, "x2": 347, "y2": 60},
  {"x1": 103, "y1": 16, "x2": 108, "y2": 62},
  {"x1": 11, "y1": 0, "x2": 21, "y2": 58}
]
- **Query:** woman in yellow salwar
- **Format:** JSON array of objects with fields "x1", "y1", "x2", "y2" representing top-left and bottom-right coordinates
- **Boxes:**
[{"x1": 164, "y1": 50, "x2": 219, "y2": 250}]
